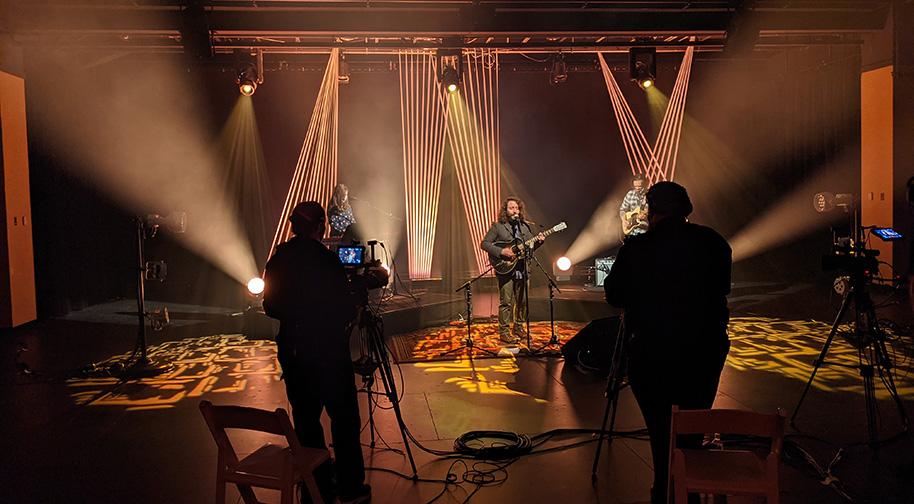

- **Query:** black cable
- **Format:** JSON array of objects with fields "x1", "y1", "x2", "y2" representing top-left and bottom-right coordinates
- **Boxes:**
[{"x1": 453, "y1": 430, "x2": 533, "y2": 459}]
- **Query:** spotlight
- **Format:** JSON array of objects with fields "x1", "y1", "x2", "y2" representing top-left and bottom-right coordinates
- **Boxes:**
[
  {"x1": 442, "y1": 67, "x2": 459, "y2": 92},
  {"x1": 338, "y1": 55, "x2": 350, "y2": 84},
  {"x1": 236, "y1": 49, "x2": 264, "y2": 96},
  {"x1": 629, "y1": 47, "x2": 657, "y2": 91},
  {"x1": 813, "y1": 192, "x2": 855, "y2": 213},
  {"x1": 247, "y1": 277, "x2": 265, "y2": 295},
  {"x1": 436, "y1": 49, "x2": 463, "y2": 93},
  {"x1": 550, "y1": 54, "x2": 567, "y2": 85},
  {"x1": 238, "y1": 64, "x2": 258, "y2": 96},
  {"x1": 554, "y1": 257, "x2": 573, "y2": 282},
  {"x1": 145, "y1": 211, "x2": 187, "y2": 233},
  {"x1": 634, "y1": 61, "x2": 654, "y2": 89}
]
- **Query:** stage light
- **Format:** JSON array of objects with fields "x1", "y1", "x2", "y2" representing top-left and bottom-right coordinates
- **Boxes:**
[
  {"x1": 247, "y1": 277, "x2": 265, "y2": 295},
  {"x1": 442, "y1": 66, "x2": 459, "y2": 92},
  {"x1": 238, "y1": 65, "x2": 258, "y2": 96},
  {"x1": 556, "y1": 256, "x2": 572, "y2": 271},
  {"x1": 813, "y1": 192, "x2": 855, "y2": 213},
  {"x1": 236, "y1": 49, "x2": 264, "y2": 96},
  {"x1": 338, "y1": 55, "x2": 350, "y2": 85},
  {"x1": 551, "y1": 55, "x2": 567, "y2": 85},
  {"x1": 145, "y1": 211, "x2": 187, "y2": 233},
  {"x1": 629, "y1": 47, "x2": 657, "y2": 91},
  {"x1": 634, "y1": 61, "x2": 654, "y2": 89},
  {"x1": 436, "y1": 49, "x2": 463, "y2": 93}
]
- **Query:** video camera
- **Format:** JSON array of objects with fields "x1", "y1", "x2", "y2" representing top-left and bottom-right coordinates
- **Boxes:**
[
  {"x1": 338, "y1": 244, "x2": 389, "y2": 294},
  {"x1": 822, "y1": 245, "x2": 879, "y2": 278}
]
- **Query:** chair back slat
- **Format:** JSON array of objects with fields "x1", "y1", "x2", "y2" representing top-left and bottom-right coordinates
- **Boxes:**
[{"x1": 672, "y1": 406, "x2": 785, "y2": 439}]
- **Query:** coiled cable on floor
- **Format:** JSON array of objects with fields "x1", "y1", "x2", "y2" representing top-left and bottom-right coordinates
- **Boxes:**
[{"x1": 453, "y1": 430, "x2": 533, "y2": 459}]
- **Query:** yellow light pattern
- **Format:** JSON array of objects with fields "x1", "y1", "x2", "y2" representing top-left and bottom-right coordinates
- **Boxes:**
[
  {"x1": 67, "y1": 335, "x2": 281, "y2": 410},
  {"x1": 64, "y1": 317, "x2": 912, "y2": 411},
  {"x1": 728, "y1": 316, "x2": 914, "y2": 398}
]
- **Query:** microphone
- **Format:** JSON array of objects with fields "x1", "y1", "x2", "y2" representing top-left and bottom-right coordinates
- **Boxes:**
[{"x1": 350, "y1": 195, "x2": 360, "y2": 201}]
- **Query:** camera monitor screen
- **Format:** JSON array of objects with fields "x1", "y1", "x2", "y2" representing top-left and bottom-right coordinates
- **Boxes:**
[
  {"x1": 338, "y1": 246, "x2": 365, "y2": 265},
  {"x1": 872, "y1": 228, "x2": 903, "y2": 241}
]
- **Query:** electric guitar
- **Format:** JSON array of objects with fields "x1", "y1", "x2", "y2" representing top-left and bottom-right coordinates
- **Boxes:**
[
  {"x1": 622, "y1": 206, "x2": 648, "y2": 236},
  {"x1": 489, "y1": 221, "x2": 567, "y2": 275}
]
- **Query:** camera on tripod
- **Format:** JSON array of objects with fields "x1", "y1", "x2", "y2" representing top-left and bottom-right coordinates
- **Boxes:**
[
  {"x1": 822, "y1": 244, "x2": 879, "y2": 279},
  {"x1": 338, "y1": 244, "x2": 390, "y2": 305}
]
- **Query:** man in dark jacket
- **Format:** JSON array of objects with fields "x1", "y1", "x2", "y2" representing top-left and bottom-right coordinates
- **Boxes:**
[
  {"x1": 604, "y1": 182, "x2": 731, "y2": 504},
  {"x1": 262, "y1": 201, "x2": 371, "y2": 504},
  {"x1": 480, "y1": 197, "x2": 544, "y2": 343}
]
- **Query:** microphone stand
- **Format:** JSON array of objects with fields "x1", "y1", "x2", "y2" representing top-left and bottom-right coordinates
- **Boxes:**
[
  {"x1": 529, "y1": 253, "x2": 562, "y2": 356},
  {"x1": 440, "y1": 265, "x2": 498, "y2": 360},
  {"x1": 521, "y1": 235, "x2": 532, "y2": 349}
]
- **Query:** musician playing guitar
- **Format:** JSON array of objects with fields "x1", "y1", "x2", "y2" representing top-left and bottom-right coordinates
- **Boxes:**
[
  {"x1": 480, "y1": 197, "x2": 546, "y2": 344},
  {"x1": 620, "y1": 173, "x2": 649, "y2": 239}
]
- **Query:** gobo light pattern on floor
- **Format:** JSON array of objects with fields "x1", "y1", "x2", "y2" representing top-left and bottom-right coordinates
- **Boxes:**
[{"x1": 65, "y1": 317, "x2": 912, "y2": 409}]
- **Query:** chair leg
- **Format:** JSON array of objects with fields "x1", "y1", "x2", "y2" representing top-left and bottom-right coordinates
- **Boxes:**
[
  {"x1": 237, "y1": 483, "x2": 260, "y2": 504},
  {"x1": 280, "y1": 481, "x2": 293, "y2": 504},
  {"x1": 301, "y1": 473, "x2": 325, "y2": 504},
  {"x1": 215, "y1": 478, "x2": 226, "y2": 504}
]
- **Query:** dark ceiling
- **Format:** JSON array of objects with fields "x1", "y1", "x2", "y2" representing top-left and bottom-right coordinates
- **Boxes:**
[{"x1": 3, "y1": 1, "x2": 891, "y2": 53}]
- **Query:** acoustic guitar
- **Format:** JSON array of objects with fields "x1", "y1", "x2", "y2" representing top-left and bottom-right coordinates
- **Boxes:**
[{"x1": 489, "y1": 221, "x2": 567, "y2": 275}]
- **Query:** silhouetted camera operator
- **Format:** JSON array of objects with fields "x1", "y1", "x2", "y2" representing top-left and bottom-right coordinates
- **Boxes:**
[
  {"x1": 604, "y1": 182, "x2": 731, "y2": 504},
  {"x1": 262, "y1": 201, "x2": 371, "y2": 504}
]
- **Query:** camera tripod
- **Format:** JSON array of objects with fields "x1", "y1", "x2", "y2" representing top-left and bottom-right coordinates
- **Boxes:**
[
  {"x1": 353, "y1": 306, "x2": 418, "y2": 477},
  {"x1": 790, "y1": 273, "x2": 909, "y2": 444},
  {"x1": 591, "y1": 318, "x2": 629, "y2": 478}
]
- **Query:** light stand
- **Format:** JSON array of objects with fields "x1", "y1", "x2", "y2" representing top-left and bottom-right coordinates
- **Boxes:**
[
  {"x1": 121, "y1": 215, "x2": 183, "y2": 380},
  {"x1": 591, "y1": 318, "x2": 629, "y2": 478},
  {"x1": 528, "y1": 253, "x2": 562, "y2": 356},
  {"x1": 441, "y1": 265, "x2": 498, "y2": 359}
]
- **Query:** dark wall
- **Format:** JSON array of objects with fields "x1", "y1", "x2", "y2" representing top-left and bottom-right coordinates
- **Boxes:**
[{"x1": 22, "y1": 45, "x2": 863, "y2": 316}]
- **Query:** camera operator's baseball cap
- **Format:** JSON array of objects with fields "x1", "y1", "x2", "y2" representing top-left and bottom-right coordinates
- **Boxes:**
[{"x1": 289, "y1": 201, "x2": 326, "y2": 235}]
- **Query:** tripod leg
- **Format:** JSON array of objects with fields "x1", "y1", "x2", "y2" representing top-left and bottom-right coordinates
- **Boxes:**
[
  {"x1": 369, "y1": 317, "x2": 418, "y2": 477},
  {"x1": 592, "y1": 376, "x2": 617, "y2": 479},
  {"x1": 366, "y1": 378, "x2": 376, "y2": 447},
  {"x1": 868, "y1": 314, "x2": 909, "y2": 436},
  {"x1": 790, "y1": 291, "x2": 853, "y2": 426},
  {"x1": 592, "y1": 320, "x2": 628, "y2": 479}
]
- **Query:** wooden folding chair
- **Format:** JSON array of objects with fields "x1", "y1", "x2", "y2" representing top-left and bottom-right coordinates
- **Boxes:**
[
  {"x1": 668, "y1": 405, "x2": 785, "y2": 504},
  {"x1": 199, "y1": 400, "x2": 330, "y2": 504}
]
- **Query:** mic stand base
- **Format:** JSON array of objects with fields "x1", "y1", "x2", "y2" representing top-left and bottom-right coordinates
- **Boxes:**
[{"x1": 120, "y1": 357, "x2": 172, "y2": 380}]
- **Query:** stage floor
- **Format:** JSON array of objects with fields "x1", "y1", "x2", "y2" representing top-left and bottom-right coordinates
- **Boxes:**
[{"x1": 2, "y1": 280, "x2": 914, "y2": 503}]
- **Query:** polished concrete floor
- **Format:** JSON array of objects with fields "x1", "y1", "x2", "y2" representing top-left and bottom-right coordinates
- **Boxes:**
[{"x1": 2, "y1": 280, "x2": 914, "y2": 504}]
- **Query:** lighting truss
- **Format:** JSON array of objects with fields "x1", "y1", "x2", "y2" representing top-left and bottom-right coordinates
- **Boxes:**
[
  {"x1": 399, "y1": 50, "x2": 449, "y2": 279},
  {"x1": 446, "y1": 49, "x2": 501, "y2": 277},
  {"x1": 599, "y1": 45, "x2": 694, "y2": 184},
  {"x1": 268, "y1": 49, "x2": 340, "y2": 260}
]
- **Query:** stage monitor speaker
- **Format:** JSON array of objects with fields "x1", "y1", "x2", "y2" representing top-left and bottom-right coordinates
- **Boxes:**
[
  {"x1": 561, "y1": 316, "x2": 620, "y2": 375},
  {"x1": 595, "y1": 257, "x2": 615, "y2": 287}
]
